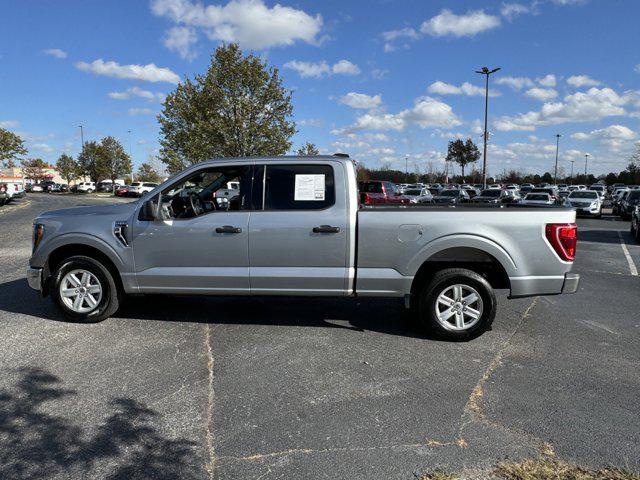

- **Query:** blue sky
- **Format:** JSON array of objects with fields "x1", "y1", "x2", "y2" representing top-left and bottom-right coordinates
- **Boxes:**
[{"x1": 1, "y1": 0, "x2": 639, "y2": 177}]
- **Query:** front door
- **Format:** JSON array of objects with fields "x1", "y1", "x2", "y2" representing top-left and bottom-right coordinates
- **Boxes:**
[
  {"x1": 131, "y1": 164, "x2": 255, "y2": 294},
  {"x1": 248, "y1": 162, "x2": 349, "y2": 295}
]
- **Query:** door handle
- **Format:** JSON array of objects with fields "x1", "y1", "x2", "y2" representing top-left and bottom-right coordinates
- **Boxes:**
[
  {"x1": 215, "y1": 225, "x2": 242, "y2": 234},
  {"x1": 312, "y1": 225, "x2": 341, "y2": 233}
]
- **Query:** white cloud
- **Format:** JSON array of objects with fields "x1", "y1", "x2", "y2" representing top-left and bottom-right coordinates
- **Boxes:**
[
  {"x1": 43, "y1": 48, "x2": 67, "y2": 59},
  {"x1": 382, "y1": 27, "x2": 419, "y2": 52},
  {"x1": 495, "y1": 76, "x2": 534, "y2": 90},
  {"x1": 297, "y1": 118, "x2": 323, "y2": 127},
  {"x1": 31, "y1": 143, "x2": 54, "y2": 153},
  {"x1": 571, "y1": 125, "x2": 635, "y2": 141},
  {"x1": 163, "y1": 26, "x2": 198, "y2": 61},
  {"x1": 525, "y1": 87, "x2": 558, "y2": 101},
  {"x1": 536, "y1": 74, "x2": 556, "y2": 87},
  {"x1": 331, "y1": 60, "x2": 360, "y2": 76},
  {"x1": 420, "y1": 9, "x2": 501, "y2": 38},
  {"x1": 352, "y1": 96, "x2": 461, "y2": 132},
  {"x1": 108, "y1": 87, "x2": 165, "y2": 102},
  {"x1": 495, "y1": 87, "x2": 628, "y2": 131},
  {"x1": 128, "y1": 107, "x2": 155, "y2": 116},
  {"x1": 76, "y1": 59, "x2": 180, "y2": 84},
  {"x1": 566, "y1": 75, "x2": 601, "y2": 88},
  {"x1": 150, "y1": 0, "x2": 323, "y2": 50},
  {"x1": 0, "y1": 120, "x2": 19, "y2": 129},
  {"x1": 428, "y1": 81, "x2": 499, "y2": 97},
  {"x1": 635, "y1": 64, "x2": 640, "y2": 74},
  {"x1": 339, "y1": 92, "x2": 382, "y2": 109},
  {"x1": 501, "y1": 3, "x2": 530, "y2": 20},
  {"x1": 284, "y1": 59, "x2": 360, "y2": 78}
]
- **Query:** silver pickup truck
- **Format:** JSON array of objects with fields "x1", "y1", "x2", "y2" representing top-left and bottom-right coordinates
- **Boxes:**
[{"x1": 27, "y1": 155, "x2": 579, "y2": 340}]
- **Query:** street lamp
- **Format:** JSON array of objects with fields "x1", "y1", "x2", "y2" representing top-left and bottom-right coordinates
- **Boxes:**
[
  {"x1": 475, "y1": 66, "x2": 501, "y2": 189},
  {"x1": 79, "y1": 125, "x2": 84, "y2": 151},
  {"x1": 554, "y1": 134, "x2": 561, "y2": 185},
  {"x1": 584, "y1": 153, "x2": 590, "y2": 178},
  {"x1": 128, "y1": 130, "x2": 134, "y2": 183},
  {"x1": 569, "y1": 159, "x2": 575, "y2": 183},
  {"x1": 405, "y1": 154, "x2": 409, "y2": 183}
]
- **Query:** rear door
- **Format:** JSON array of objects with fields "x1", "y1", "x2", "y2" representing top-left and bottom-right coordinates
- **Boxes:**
[{"x1": 248, "y1": 161, "x2": 349, "y2": 295}]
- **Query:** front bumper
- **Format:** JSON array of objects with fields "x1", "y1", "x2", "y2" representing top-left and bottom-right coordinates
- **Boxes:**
[{"x1": 26, "y1": 267, "x2": 43, "y2": 291}]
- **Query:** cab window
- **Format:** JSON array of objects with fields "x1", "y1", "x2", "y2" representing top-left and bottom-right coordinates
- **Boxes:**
[{"x1": 260, "y1": 164, "x2": 335, "y2": 210}]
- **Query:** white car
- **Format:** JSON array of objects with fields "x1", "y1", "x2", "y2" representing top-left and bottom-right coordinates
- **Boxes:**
[
  {"x1": 488, "y1": 184, "x2": 502, "y2": 190},
  {"x1": 76, "y1": 182, "x2": 96, "y2": 193},
  {"x1": 128, "y1": 182, "x2": 159, "y2": 197},
  {"x1": 567, "y1": 190, "x2": 602, "y2": 217},
  {"x1": 30, "y1": 184, "x2": 43, "y2": 192},
  {"x1": 522, "y1": 192, "x2": 554, "y2": 205},
  {"x1": 3, "y1": 181, "x2": 25, "y2": 202}
]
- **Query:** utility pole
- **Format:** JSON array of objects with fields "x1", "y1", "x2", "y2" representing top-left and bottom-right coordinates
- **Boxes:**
[
  {"x1": 476, "y1": 67, "x2": 501, "y2": 189},
  {"x1": 584, "y1": 153, "x2": 589, "y2": 179},
  {"x1": 570, "y1": 159, "x2": 575, "y2": 183},
  {"x1": 554, "y1": 134, "x2": 561, "y2": 185}
]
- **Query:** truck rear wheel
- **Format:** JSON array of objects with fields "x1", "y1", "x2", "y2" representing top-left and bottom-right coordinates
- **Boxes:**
[
  {"x1": 52, "y1": 255, "x2": 121, "y2": 322},
  {"x1": 418, "y1": 268, "x2": 496, "y2": 340}
]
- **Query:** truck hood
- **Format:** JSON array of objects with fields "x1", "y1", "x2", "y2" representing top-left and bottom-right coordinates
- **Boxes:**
[{"x1": 38, "y1": 201, "x2": 139, "y2": 219}]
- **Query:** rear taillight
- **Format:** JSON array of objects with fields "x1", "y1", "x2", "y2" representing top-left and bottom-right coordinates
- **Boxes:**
[
  {"x1": 0, "y1": 183, "x2": 6, "y2": 193},
  {"x1": 15, "y1": 184, "x2": 19, "y2": 191},
  {"x1": 361, "y1": 193, "x2": 373, "y2": 205},
  {"x1": 545, "y1": 223, "x2": 577, "y2": 262}
]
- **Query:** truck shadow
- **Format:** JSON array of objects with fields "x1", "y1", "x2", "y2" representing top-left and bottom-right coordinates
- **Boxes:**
[
  {"x1": 0, "y1": 279, "x2": 431, "y2": 340},
  {"x1": 0, "y1": 367, "x2": 202, "y2": 480}
]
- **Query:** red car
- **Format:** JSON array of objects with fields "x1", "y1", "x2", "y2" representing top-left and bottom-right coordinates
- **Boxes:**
[
  {"x1": 358, "y1": 181, "x2": 410, "y2": 205},
  {"x1": 114, "y1": 185, "x2": 130, "y2": 197}
]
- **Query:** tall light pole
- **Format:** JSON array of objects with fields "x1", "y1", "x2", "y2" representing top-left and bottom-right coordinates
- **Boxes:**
[
  {"x1": 405, "y1": 154, "x2": 409, "y2": 183},
  {"x1": 569, "y1": 159, "x2": 575, "y2": 183},
  {"x1": 476, "y1": 66, "x2": 501, "y2": 189},
  {"x1": 79, "y1": 125, "x2": 84, "y2": 151},
  {"x1": 554, "y1": 134, "x2": 561, "y2": 185},
  {"x1": 127, "y1": 130, "x2": 134, "y2": 183},
  {"x1": 584, "y1": 153, "x2": 589, "y2": 178}
]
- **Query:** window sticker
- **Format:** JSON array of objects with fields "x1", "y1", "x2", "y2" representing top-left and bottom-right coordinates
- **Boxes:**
[{"x1": 294, "y1": 174, "x2": 325, "y2": 201}]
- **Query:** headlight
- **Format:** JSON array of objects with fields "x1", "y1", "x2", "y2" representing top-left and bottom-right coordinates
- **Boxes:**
[{"x1": 33, "y1": 223, "x2": 45, "y2": 252}]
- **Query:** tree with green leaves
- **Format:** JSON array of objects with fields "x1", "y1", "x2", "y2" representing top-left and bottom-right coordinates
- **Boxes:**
[
  {"x1": 445, "y1": 138, "x2": 480, "y2": 183},
  {"x1": 77, "y1": 141, "x2": 104, "y2": 182},
  {"x1": 21, "y1": 158, "x2": 49, "y2": 182},
  {"x1": 296, "y1": 142, "x2": 319, "y2": 156},
  {"x1": 98, "y1": 136, "x2": 132, "y2": 186},
  {"x1": 56, "y1": 153, "x2": 79, "y2": 186},
  {"x1": 158, "y1": 43, "x2": 296, "y2": 174},
  {"x1": 0, "y1": 128, "x2": 28, "y2": 167},
  {"x1": 136, "y1": 162, "x2": 163, "y2": 183}
]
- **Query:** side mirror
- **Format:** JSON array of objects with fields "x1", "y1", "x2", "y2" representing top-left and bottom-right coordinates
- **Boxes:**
[{"x1": 139, "y1": 196, "x2": 160, "y2": 221}]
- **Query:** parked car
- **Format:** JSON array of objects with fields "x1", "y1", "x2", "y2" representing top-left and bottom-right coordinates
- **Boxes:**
[
  {"x1": 128, "y1": 182, "x2": 159, "y2": 197},
  {"x1": 433, "y1": 188, "x2": 470, "y2": 204},
  {"x1": 567, "y1": 190, "x2": 602, "y2": 218},
  {"x1": 619, "y1": 190, "x2": 640, "y2": 220},
  {"x1": 358, "y1": 180, "x2": 409, "y2": 204},
  {"x1": 631, "y1": 206, "x2": 640, "y2": 242},
  {"x1": 522, "y1": 193, "x2": 554, "y2": 205},
  {"x1": 115, "y1": 185, "x2": 130, "y2": 197},
  {"x1": 30, "y1": 184, "x2": 44, "y2": 192},
  {"x1": 0, "y1": 183, "x2": 8, "y2": 205},
  {"x1": 612, "y1": 189, "x2": 630, "y2": 215},
  {"x1": 26, "y1": 155, "x2": 579, "y2": 340},
  {"x1": 76, "y1": 182, "x2": 96, "y2": 193},
  {"x1": 530, "y1": 187, "x2": 560, "y2": 203},
  {"x1": 3, "y1": 181, "x2": 25, "y2": 201},
  {"x1": 589, "y1": 184, "x2": 606, "y2": 199},
  {"x1": 402, "y1": 187, "x2": 433, "y2": 204},
  {"x1": 59, "y1": 184, "x2": 69, "y2": 192},
  {"x1": 40, "y1": 180, "x2": 56, "y2": 192},
  {"x1": 472, "y1": 189, "x2": 506, "y2": 204}
]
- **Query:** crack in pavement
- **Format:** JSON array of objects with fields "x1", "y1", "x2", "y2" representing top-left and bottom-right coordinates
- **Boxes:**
[{"x1": 204, "y1": 324, "x2": 217, "y2": 479}]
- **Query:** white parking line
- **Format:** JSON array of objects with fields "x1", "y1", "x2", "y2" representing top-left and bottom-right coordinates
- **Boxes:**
[{"x1": 617, "y1": 231, "x2": 638, "y2": 276}]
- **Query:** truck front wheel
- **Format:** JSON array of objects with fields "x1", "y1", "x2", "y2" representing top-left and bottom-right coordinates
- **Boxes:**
[
  {"x1": 418, "y1": 268, "x2": 496, "y2": 340},
  {"x1": 51, "y1": 255, "x2": 121, "y2": 322}
]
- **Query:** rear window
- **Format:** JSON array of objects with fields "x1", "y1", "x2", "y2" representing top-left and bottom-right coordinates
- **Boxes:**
[
  {"x1": 569, "y1": 191, "x2": 597, "y2": 199},
  {"x1": 526, "y1": 194, "x2": 549, "y2": 200},
  {"x1": 264, "y1": 164, "x2": 335, "y2": 210},
  {"x1": 358, "y1": 182, "x2": 383, "y2": 194},
  {"x1": 628, "y1": 191, "x2": 640, "y2": 200},
  {"x1": 441, "y1": 190, "x2": 459, "y2": 197},
  {"x1": 143, "y1": 183, "x2": 158, "y2": 187},
  {"x1": 404, "y1": 189, "x2": 422, "y2": 196},
  {"x1": 480, "y1": 189, "x2": 502, "y2": 197}
]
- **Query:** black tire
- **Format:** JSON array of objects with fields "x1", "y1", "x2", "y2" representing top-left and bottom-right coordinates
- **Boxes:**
[
  {"x1": 51, "y1": 255, "x2": 121, "y2": 322},
  {"x1": 417, "y1": 268, "x2": 496, "y2": 341}
]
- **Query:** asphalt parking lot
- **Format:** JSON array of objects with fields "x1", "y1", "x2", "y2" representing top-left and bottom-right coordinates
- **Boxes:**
[{"x1": 1, "y1": 194, "x2": 639, "y2": 479}]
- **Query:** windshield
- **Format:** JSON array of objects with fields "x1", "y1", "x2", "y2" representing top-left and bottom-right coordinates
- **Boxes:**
[
  {"x1": 569, "y1": 191, "x2": 597, "y2": 199},
  {"x1": 359, "y1": 182, "x2": 383, "y2": 193},
  {"x1": 404, "y1": 189, "x2": 422, "y2": 196},
  {"x1": 440, "y1": 190, "x2": 459, "y2": 197},
  {"x1": 526, "y1": 194, "x2": 549, "y2": 200},
  {"x1": 480, "y1": 189, "x2": 501, "y2": 197}
]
